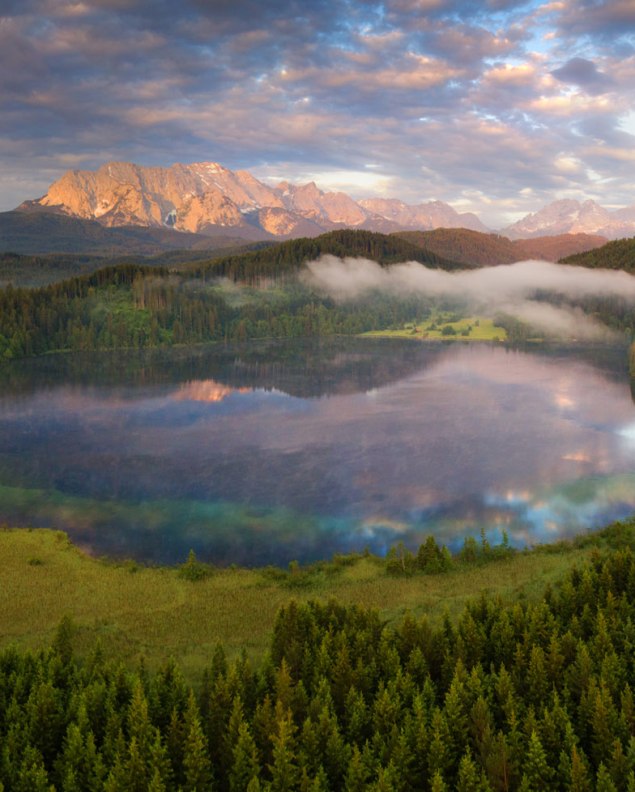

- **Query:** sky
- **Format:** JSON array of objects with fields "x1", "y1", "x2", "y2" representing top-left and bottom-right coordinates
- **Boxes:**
[{"x1": 1, "y1": 0, "x2": 635, "y2": 226}]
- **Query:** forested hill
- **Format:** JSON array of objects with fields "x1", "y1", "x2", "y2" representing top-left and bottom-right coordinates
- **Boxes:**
[
  {"x1": 4, "y1": 522, "x2": 635, "y2": 790},
  {"x1": 560, "y1": 237, "x2": 635, "y2": 273},
  {"x1": 395, "y1": 228, "x2": 607, "y2": 268},
  {"x1": 192, "y1": 229, "x2": 464, "y2": 283}
]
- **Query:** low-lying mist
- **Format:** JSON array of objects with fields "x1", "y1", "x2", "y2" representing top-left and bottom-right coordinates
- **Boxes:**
[{"x1": 303, "y1": 256, "x2": 635, "y2": 340}]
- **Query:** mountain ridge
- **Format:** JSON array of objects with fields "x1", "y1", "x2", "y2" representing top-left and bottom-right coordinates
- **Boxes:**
[
  {"x1": 16, "y1": 160, "x2": 496, "y2": 241},
  {"x1": 15, "y1": 159, "x2": 635, "y2": 243},
  {"x1": 395, "y1": 228, "x2": 608, "y2": 267}
]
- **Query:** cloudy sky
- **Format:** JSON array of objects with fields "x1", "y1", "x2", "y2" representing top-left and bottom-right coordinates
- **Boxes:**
[{"x1": 2, "y1": 0, "x2": 635, "y2": 226}]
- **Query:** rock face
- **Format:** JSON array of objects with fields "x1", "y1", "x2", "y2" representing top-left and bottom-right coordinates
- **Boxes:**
[
  {"x1": 26, "y1": 161, "x2": 291, "y2": 237},
  {"x1": 21, "y1": 160, "x2": 635, "y2": 241},
  {"x1": 21, "y1": 160, "x2": 490, "y2": 239},
  {"x1": 359, "y1": 198, "x2": 489, "y2": 233},
  {"x1": 503, "y1": 199, "x2": 635, "y2": 240}
]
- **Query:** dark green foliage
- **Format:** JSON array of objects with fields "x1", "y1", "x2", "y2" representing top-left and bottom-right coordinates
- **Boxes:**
[
  {"x1": 560, "y1": 237, "x2": 635, "y2": 273},
  {"x1": 0, "y1": 241, "x2": 449, "y2": 360},
  {"x1": 416, "y1": 536, "x2": 452, "y2": 573},
  {"x1": 2, "y1": 227, "x2": 632, "y2": 365},
  {"x1": 5, "y1": 545, "x2": 635, "y2": 788},
  {"x1": 178, "y1": 550, "x2": 211, "y2": 582},
  {"x1": 193, "y1": 229, "x2": 463, "y2": 283}
]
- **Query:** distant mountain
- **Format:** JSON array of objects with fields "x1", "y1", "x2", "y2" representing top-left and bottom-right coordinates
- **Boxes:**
[
  {"x1": 16, "y1": 160, "x2": 635, "y2": 246},
  {"x1": 0, "y1": 209, "x2": 255, "y2": 256},
  {"x1": 503, "y1": 199, "x2": 635, "y2": 240},
  {"x1": 18, "y1": 160, "x2": 490, "y2": 241},
  {"x1": 361, "y1": 198, "x2": 489, "y2": 233},
  {"x1": 395, "y1": 228, "x2": 607, "y2": 267}
]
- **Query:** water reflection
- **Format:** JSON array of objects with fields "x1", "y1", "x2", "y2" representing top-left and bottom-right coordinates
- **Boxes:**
[{"x1": 0, "y1": 339, "x2": 634, "y2": 565}]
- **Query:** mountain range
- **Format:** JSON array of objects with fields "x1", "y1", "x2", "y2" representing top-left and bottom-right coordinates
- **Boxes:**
[
  {"x1": 15, "y1": 161, "x2": 490, "y2": 240},
  {"x1": 9, "y1": 160, "x2": 635, "y2": 248}
]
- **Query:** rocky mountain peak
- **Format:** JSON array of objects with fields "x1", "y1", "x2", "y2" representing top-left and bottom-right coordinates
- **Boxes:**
[{"x1": 20, "y1": 158, "x2": 635, "y2": 242}]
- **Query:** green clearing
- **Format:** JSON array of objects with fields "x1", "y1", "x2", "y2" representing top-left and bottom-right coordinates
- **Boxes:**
[
  {"x1": 361, "y1": 315, "x2": 507, "y2": 341},
  {"x1": 0, "y1": 524, "x2": 615, "y2": 682}
]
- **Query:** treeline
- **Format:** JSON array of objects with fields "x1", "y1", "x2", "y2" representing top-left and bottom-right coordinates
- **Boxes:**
[
  {"x1": 0, "y1": 265, "x2": 168, "y2": 358},
  {"x1": 2, "y1": 227, "x2": 635, "y2": 361},
  {"x1": 192, "y1": 230, "x2": 463, "y2": 284},
  {"x1": 0, "y1": 252, "x2": 104, "y2": 288},
  {"x1": 395, "y1": 230, "x2": 608, "y2": 269},
  {"x1": 560, "y1": 238, "x2": 635, "y2": 273},
  {"x1": 0, "y1": 262, "x2": 434, "y2": 360},
  {"x1": 4, "y1": 528, "x2": 635, "y2": 790}
]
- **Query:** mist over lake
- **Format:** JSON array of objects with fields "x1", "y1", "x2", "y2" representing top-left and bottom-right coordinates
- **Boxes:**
[{"x1": 1, "y1": 337, "x2": 634, "y2": 566}]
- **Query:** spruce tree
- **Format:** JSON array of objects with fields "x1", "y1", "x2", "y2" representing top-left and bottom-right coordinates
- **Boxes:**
[
  {"x1": 456, "y1": 751, "x2": 481, "y2": 792},
  {"x1": 430, "y1": 769, "x2": 448, "y2": 792},
  {"x1": 596, "y1": 762, "x2": 618, "y2": 792},
  {"x1": 569, "y1": 745, "x2": 592, "y2": 792},
  {"x1": 268, "y1": 710, "x2": 298, "y2": 792},
  {"x1": 183, "y1": 691, "x2": 213, "y2": 792},
  {"x1": 230, "y1": 722, "x2": 261, "y2": 792},
  {"x1": 520, "y1": 731, "x2": 552, "y2": 791},
  {"x1": 344, "y1": 745, "x2": 370, "y2": 792}
]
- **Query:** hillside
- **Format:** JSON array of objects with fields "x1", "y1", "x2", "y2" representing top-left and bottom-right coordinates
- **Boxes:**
[
  {"x1": 193, "y1": 229, "x2": 465, "y2": 282},
  {"x1": 0, "y1": 209, "x2": 253, "y2": 256},
  {"x1": 560, "y1": 237, "x2": 635, "y2": 273},
  {"x1": 1, "y1": 519, "x2": 635, "y2": 790},
  {"x1": 394, "y1": 228, "x2": 607, "y2": 267}
]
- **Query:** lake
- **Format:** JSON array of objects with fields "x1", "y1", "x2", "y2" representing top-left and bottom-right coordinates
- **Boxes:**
[{"x1": 1, "y1": 337, "x2": 634, "y2": 566}]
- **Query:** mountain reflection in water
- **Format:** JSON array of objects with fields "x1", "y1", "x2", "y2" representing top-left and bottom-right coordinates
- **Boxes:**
[{"x1": 0, "y1": 338, "x2": 633, "y2": 566}]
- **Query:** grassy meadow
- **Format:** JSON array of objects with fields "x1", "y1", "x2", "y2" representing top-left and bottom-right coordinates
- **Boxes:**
[
  {"x1": 0, "y1": 522, "x2": 622, "y2": 682},
  {"x1": 362, "y1": 315, "x2": 507, "y2": 341}
]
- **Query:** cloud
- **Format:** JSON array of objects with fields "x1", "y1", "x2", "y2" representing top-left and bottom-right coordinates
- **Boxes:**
[
  {"x1": 303, "y1": 256, "x2": 635, "y2": 339},
  {"x1": 551, "y1": 57, "x2": 613, "y2": 93},
  {"x1": 1, "y1": 0, "x2": 635, "y2": 223}
]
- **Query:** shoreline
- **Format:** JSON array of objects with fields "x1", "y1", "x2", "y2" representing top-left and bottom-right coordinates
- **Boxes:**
[{"x1": 1, "y1": 518, "x2": 633, "y2": 678}]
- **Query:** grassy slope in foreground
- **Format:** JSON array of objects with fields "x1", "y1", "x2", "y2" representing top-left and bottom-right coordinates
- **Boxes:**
[{"x1": 1, "y1": 522, "x2": 628, "y2": 680}]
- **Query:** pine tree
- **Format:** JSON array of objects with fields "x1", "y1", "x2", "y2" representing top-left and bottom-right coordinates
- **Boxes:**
[
  {"x1": 127, "y1": 679, "x2": 153, "y2": 762},
  {"x1": 569, "y1": 745, "x2": 592, "y2": 792},
  {"x1": 147, "y1": 767, "x2": 167, "y2": 792},
  {"x1": 123, "y1": 737, "x2": 148, "y2": 792},
  {"x1": 596, "y1": 763, "x2": 618, "y2": 792},
  {"x1": 592, "y1": 685, "x2": 618, "y2": 768},
  {"x1": 456, "y1": 751, "x2": 481, "y2": 792},
  {"x1": 268, "y1": 709, "x2": 298, "y2": 792},
  {"x1": 430, "y1": 770, "x2": 448, "y2": 792},
  {"x1": 230, "y1": 722, "x2": 261, "y2": 792},
  {"x1": 344, "y1": 745, "x2": 370, "y2": 792},
  {"x1": 183, "y1": 691, "x2": 213, "y2": 792},
  {"x1": 53, "y1": 614, "x2": 75, "y2": 665},
  {"x1": 427, "y1": 709, "x2": 451, "y2": 780},
  {"x1": 609, "y1": 738, "x2": 628, "y2": 790},
  {"x1": 15, "y1": 746, "x2": 51, "y2": 792},
  {"x1": 520, "y1": 731, "x2": 552, "y2": 791},
  {"x1": 149, "y1": 730, "x2": 173, "y2": 791}
]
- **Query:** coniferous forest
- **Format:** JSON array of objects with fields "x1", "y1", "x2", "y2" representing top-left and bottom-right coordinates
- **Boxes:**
[
  {"x1": 2, "y1": 230, "x2": 635, "y2": 361},
  {"x1": 3, "y1": 230, "x2": 635, "y2": 790},
  {"x1": 4, "y1": 529, "x2": 635, "y2": 791}
]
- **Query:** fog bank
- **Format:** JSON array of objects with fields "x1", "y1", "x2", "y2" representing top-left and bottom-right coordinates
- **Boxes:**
[{"x1": 304, "y1": 257, "x2": 635, "y2": 339}]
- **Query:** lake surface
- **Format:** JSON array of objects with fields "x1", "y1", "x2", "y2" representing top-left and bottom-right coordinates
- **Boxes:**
[{"x1": 1, "y1": 338, "x2": 635, "y2": 566}]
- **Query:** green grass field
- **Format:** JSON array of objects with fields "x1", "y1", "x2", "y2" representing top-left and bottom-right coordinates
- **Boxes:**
[
  {"x1": 362, "y1": 315, "x2": 507, "y2": 341},
  {"x1": 0, "y1": 525, "x2": 609, "y2": 681}
]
